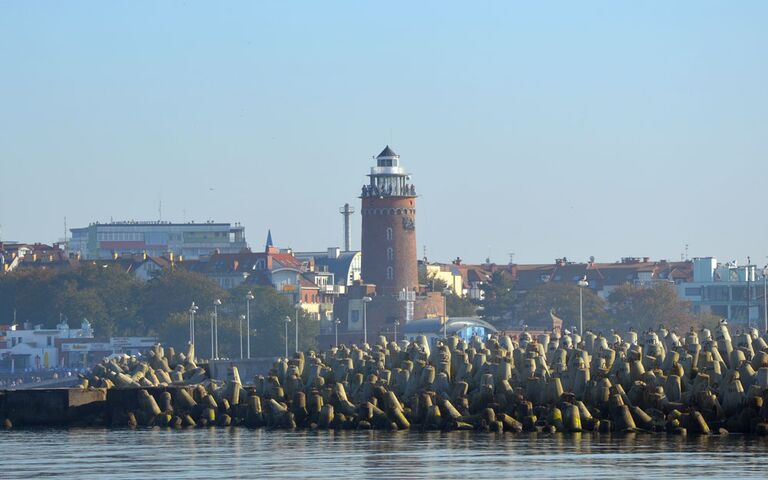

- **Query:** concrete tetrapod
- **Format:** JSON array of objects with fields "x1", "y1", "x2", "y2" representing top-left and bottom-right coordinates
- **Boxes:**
[{"x1": 6, "y1": 323, "x2": 768, "y2": 435}]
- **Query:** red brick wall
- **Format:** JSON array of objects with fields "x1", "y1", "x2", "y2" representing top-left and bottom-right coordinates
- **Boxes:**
[{"x1": 360, "y1": 196, "x2": 418, "y2": 297}]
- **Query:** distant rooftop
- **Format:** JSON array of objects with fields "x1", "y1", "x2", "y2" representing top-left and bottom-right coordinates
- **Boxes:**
[{"x1": 75, "y1": 220, "x2": 243, "y2": 228}]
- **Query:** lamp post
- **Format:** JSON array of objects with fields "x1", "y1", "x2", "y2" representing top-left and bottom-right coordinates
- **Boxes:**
[
  {"x1": 362, "y1": 297, "x2": 372, "y2": 345},
  {"x1": 246, "y1": 291, "x2": 254, "y2": 359},
  {"x1": 188, "y1": 302, "x2": 198, "y2": 345},
  {"x1": 209, "y1": 312, "x2": 215, "y2": 360},
  {"x1": 213, "y1": 298, "x2": 222, "y2": 359},
  {"x1": 763, "y1": 266, "x2": 768, "y2": 333},
  {"x1": 294, "y1": 303, "x2": 301, "y2": 354},
  {"x1": 394, "y1": 320, "x2": 400, "y2": 343},
  {"x1": 747, "y1": 257, "x2": 753, "y2": 329},
  {"x1": 284, "y1": 316, "x2": 291, "y2": 358},
  {"x1": 577, "y1": 276, "x2": 588, "y2": 336},
  {"x1": 239, "y1": 314, "x2": 245, "y2": 359},
  {"x1": 334, "y1": 318, "x2": 341, "y2": 347}
]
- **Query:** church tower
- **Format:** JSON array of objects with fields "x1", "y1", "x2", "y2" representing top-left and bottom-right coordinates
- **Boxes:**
[{"x1": 360, "y1": 146, "x2": 418, "y2": 297}]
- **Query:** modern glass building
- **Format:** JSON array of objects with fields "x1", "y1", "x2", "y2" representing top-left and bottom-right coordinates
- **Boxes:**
[{"x1": 68, "y1": 221, "x2": 247, "y2": 260}]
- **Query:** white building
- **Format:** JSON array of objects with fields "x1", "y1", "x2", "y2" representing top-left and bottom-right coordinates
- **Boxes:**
[
  {"x1": 677, "y1": 257, "x2": 764, "y2": 325},
  {"x1": 69, "y1": 221, "x2": 247, "y2": 260},
  {"x1": 0, "y1": 319, "x2": 94, "y2": 370}
]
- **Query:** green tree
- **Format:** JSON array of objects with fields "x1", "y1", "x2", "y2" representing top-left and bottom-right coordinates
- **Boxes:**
[
  {"x1": 480, "y1": 271, "x2": 518, "y2": 323},
  {"x1": 139, "y1": 269, "x2": 226, "y2": 336},
  {"x1": 0, "y1": 264, "x2": 141, "y2": 336},
  {"x1": 226, "y1": 284, "x2": 318, "y2": 357},
  {"x1": 446, "y1": 294, "x2": 477, "y2": 317},
  {"x1": 517, "y1": 282, "x2": 611, "y2": 331},
  {"x1": 607, "y1": 282, "x2": 694, "y2": 332},
  {"x1": 0, "y1": 269, "x2": 62, "y2": 327},
  {"x1": 54, "y1": 263, "x2": 142, "y2": 336}
]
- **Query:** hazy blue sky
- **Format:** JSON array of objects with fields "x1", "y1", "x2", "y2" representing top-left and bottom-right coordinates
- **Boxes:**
[{"x1": 1, "y1": 2, "x2": 766, "y2": 265}]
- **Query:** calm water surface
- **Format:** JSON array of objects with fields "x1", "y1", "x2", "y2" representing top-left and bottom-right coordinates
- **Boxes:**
[{"x1": 3, "y1": 429, "x2": 766, "y2": 479}]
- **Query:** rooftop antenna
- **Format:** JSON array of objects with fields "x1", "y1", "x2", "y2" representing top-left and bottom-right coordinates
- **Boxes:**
[
  {"x1": 339, "y1": 203, "x2": 355, "y2": 251},
  {"x1": 158, "y1": 196, "x2": 162, "y2": 221},
  {"x1": 685, "y1": 243, "x2": 689, "y2": 261},
  {"x1": 423, "y1": 245, "x2": 427, "y2": 262},
  {"x1": 509, "y1": 252, "x2": 515, "y2": 265},
  {"x1": 64, "y1": 217, "x2": 68, "y2": 249}
]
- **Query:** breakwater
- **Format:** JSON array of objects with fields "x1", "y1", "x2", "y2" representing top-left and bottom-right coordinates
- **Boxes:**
[{"x1": 3, "y1": 322, "x2": 768, "y2": 435}]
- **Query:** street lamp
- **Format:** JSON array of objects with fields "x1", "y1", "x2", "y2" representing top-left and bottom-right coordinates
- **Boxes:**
[
  {"x1": 246, "y1": 290, "x2": 254, "y2": 359},
  {"x1": 334, "y1": 318, "x2": 341, "y2": 347},
  {"x1": 362, "y1": 297, "x2": 372, "y2": 345},
  {"x1": 284, "y1": 316, "x2": 291, "y2": 358},
  {"x1": 294, "y1": 303, "x2": 301, "y2": 354},
  {"x1": 763, "y1": 266, "x2": 768, "y2": 333},
  {"x1": 443, "y1": 316, "x2": 448, "y2": 339},
  {"x1": 188, "y1": 302, "x2": 198, "y2": 345},
  {"x1": 209, "y1": 312, "x2": 215, "y2": 360},
  {"x1": 394, "y1": 320, "x2": 400, "y2": 343},
  {"x1": 577, "y1": 276, "x2": 588, "y2": 336},
  {"x1": 213, "y1": 298, "x2": 222, "y2": 359},
  {"x1": 239, "y1": 314, "x2": 245, "y2": 359}
]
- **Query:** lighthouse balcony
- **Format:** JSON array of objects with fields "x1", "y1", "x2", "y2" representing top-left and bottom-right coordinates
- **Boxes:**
[{"x1": 361, "y1": 184, "x2": 416, "y2": 198}]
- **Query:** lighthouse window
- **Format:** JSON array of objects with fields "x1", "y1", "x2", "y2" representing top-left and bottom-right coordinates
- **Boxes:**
[
  {"x1": 387, "y1": 267, "x2": 394, "y2": 280},
  {"x1": 386, "y1": 228, "x2": 393, "y2": 241},
  {"x1": 387, "y1": 248, "x2": 394, "y2": 261}
]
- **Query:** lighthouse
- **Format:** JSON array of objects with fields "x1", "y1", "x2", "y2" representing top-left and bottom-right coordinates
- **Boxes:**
[
  {"x1": 325, "y1": 145, "x2": 444, "y2": 344},
  {"x1": 360, "y1": 146, "x2": 419, "y2": 297}
]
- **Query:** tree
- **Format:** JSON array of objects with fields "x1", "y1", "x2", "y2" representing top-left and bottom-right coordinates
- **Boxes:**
[
  {"x1": 138, "y1": 268, "x2": 226, "y2": 336},
  {"x1": 0, "y1": 264, "x2": 141, "y2": 336},
  {"x1": 607, "y1": 282, "x2": 694, "y2": 332},
  {"x1": 0, "y1": 269, "x2": 59, "y2": 327},
  {"x1": 517, "y1": 282, "x2": 611, "y2": 331},
  {"x1": 226, "y1": 284, "x2": 318, "y2": 357},
  {"x1": 54, "y1": 263, "x2": 142, "y2": 336},
  {"x1": 480, "y1": 271, "x2": 517, "y2": 324},
  {"x1": 446, "y1": 294, "x2": 477, "y2": 317}
]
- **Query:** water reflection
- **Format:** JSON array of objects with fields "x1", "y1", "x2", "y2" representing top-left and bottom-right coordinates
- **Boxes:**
[{"x1": 2, "y1": 429, "x2": 766, "y2": 479}]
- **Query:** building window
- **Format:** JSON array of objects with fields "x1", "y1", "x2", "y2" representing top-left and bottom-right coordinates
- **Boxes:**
[
  {"x1": 386, "y1": 228, "x2": 393, "y2": 241},
  {"x1": 705, "y1": 286, "x2": 729, "y2": 301},
  {"x1": 387, "y1": 266, "x2": 394, "y2": 280},
  {"x1": 387, "y1": 247, "x2": 394, "y2": 261}
]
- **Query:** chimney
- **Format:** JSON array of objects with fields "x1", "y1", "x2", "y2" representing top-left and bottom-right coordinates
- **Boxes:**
[{"x1": 339, "y1": 203, "x2": 355, "y2": 251}]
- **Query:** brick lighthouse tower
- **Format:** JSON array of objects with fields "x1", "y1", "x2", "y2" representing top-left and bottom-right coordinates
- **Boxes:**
[
  {"x1": 360, "y1": 146, "x2": 418, "y2": 297},
  {"x1": 323, "y1": 145, "x2": 444, "y2": 343}
]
